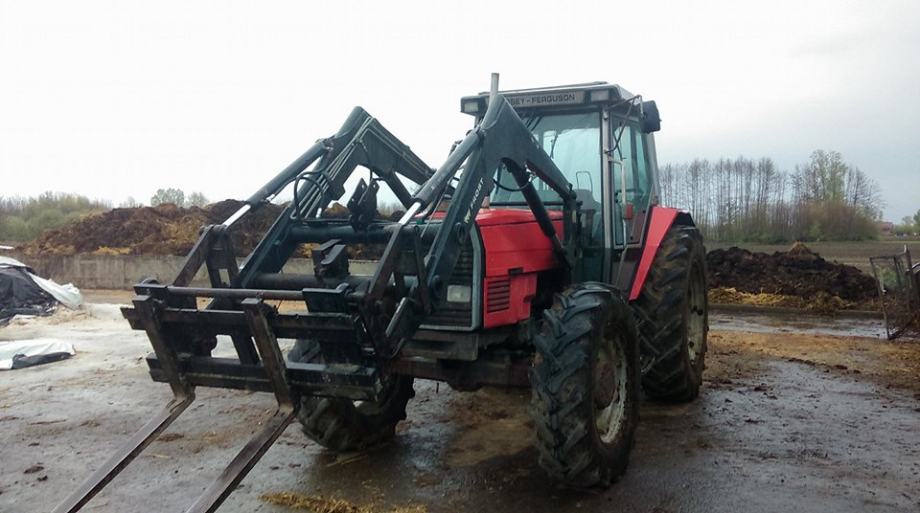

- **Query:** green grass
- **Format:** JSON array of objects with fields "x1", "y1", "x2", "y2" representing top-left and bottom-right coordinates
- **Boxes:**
[{"x1": 707, "y1": 238, "x2": 920, "y2": 273}]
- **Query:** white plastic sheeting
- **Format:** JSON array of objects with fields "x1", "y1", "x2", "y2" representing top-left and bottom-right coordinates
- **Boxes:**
[
  {"x1": 0, "y1": 256, "x2": 28, "y2": 267},
  {"x1": 0, "y1": 338, "x2": 75, "y2": 370},
  {"x1": 0, "y1": 256, "x2": 82, "y2": 309},
  {"x1": 25, "y1": 272, "x2": 83, "y2": 309}
]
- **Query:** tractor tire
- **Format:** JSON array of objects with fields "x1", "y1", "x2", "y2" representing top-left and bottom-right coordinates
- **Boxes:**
[
  {"x1": 634, "y1": 224, "x2": 708, "y2": 402},
  {"x1": 530, "y1": 283, "x2": 640, "y2": 488},
  {"x1": 287, "y1": 339, "x2": 414, "y2": 452}
]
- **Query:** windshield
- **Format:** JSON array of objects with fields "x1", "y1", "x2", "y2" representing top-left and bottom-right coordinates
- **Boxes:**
[{"x1": 491, "y1": 111, "x2": 602, "y2": 207}]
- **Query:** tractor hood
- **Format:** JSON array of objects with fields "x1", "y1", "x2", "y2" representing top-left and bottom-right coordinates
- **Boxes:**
[
  {"x1": 474, "y1": 208, "x2": 564, "y2": 227},
  {"x1": 424, "y1": 208, "x2": 563, "y2": 226}
]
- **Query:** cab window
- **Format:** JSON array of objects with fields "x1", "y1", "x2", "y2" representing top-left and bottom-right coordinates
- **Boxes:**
[
  {"x1": 610, "y1": 119, "x2": 650, "y2": 205},
  {"x1": 492, "y1": 111, "x2": 602, "y2": 238}
]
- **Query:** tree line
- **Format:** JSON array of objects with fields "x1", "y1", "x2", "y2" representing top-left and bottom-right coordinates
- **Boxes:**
[
  {"x1": 0, "y1": 156, "x2": 893, "y2": 245},
  {"x1": 0, "y1": 192, "x2": 111, "y2": 242},
  {"x1": 0, "y1": 189, "x2": 211, "y2": 242},
  {"x1": 149, "y1": 188, "x2": 209, "y2": 209},
  {"x1": 895, "y1": 210, "x2": 920, "y2": 236},
  {"x1": 659, "y1": 150, "x2": 885, "y2": 242}
]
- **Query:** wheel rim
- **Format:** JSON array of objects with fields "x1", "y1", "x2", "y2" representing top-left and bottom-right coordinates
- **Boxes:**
[
  {"x1": 594, "y1": 320, "x2": 628, "y2": 445},
  {"x1": 686, "y1": 262, "x2": 706, "y2": 364}
]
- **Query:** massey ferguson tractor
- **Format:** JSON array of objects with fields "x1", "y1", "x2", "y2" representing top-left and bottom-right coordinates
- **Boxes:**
[{"x1": 55, "y1": 75, "x2": 708, "y2": 513}]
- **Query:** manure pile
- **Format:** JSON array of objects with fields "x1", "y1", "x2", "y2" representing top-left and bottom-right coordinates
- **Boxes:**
[
  {"x1": 21, "y1": 200, "x2": 284, "y2": 257},
  {"x1": 706, "y1": 243, "x2": 878, "y2": 310}
]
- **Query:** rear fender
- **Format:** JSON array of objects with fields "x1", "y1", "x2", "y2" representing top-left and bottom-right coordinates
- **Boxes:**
[{"x1": 628, "y1": 207, "x2": 694, "y2": 301}]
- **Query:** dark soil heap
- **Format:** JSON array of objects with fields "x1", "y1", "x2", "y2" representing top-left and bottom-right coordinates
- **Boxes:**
[
  {"x1": 21, "y1": 200, "x2": 284, "y2": 257},
  {"x1": 706, "y1": 243, "x2": 877, "y2": 302}
]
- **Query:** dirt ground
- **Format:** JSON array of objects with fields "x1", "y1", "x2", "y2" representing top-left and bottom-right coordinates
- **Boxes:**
[{"x1": 2, "y1": 301, "x2": 920, "y2": 513}]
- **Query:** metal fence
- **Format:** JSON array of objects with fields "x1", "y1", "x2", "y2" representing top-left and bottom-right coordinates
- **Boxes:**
[{"x1": 870, "y1": 248, "x2": 920, "y2": 340}]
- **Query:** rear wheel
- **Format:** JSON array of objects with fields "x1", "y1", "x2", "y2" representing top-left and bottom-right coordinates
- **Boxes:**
[
  {"x1": 634, "y1": 224, "x2": 708, "y2": 402},
  {"x1": 530, "y1": 283, "x2": 640, "y2": 488},
  {"x1": 287, "y1": 339, "x2": 414, "y2": 452}
]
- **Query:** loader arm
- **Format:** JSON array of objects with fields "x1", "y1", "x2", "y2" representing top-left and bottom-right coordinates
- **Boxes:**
[
  {"x1": 235, "y1": 106, "x2": 435, "y2": 286},
  {"x1": 415, "y1": 93, "x2": 579, "y2": 297},
  {"x1": 373, "y1": 94, "x2": 579, "y2": 348}
]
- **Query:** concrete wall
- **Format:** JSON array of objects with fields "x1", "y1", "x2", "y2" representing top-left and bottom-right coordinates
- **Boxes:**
[{"x1": 5, "y1": 251, "x2": 379, "y2": 289}]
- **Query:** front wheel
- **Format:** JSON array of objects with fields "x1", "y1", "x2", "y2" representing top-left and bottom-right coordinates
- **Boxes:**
[
  {"x1": 287, "y1": 339, "x2": 414, "y2": 452},
  {"x1": 530, "y1": 283, "x2": 640, "y2": 488}
]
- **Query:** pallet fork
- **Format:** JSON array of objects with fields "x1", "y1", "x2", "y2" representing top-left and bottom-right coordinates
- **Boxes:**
[
  {"x1": 54, "y1": 222, "x2": 390, "y2": 512},
  {"x1": 53, "y1": 294, "x2": 299, "y2": 513}
]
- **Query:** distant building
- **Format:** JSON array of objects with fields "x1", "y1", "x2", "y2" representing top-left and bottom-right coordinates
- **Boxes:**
[{"x1": 878, "y1": 221, "x2": 894, "y2": 236}]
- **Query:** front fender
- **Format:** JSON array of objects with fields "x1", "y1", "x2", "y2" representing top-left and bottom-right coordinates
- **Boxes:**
[{"x1": 628, "y1": 206, "x2": 695, "y2": 301}]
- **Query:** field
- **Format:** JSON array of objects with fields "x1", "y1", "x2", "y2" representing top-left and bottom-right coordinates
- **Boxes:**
[{"x1": 707, "y1": 238, "x2": 920, "y2": 273}]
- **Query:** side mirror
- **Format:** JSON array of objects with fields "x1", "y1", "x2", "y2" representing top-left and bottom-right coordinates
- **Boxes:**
[{"x1": 640, "y1": 100, "x2": 661, "y2": 133}]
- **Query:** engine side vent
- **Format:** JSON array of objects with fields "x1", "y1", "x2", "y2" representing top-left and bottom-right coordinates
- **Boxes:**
[{"x1": 486, "y1": 277, "x2": 511, "y2": 313}]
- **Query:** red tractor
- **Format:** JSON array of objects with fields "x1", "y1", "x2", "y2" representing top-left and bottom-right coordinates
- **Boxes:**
[{"x1": 55, "y1": 76, "x2": 707, "y2": 513}]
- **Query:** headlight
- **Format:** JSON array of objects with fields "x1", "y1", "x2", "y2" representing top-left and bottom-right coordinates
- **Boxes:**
[
  {"x1": 446, "y1": 285, "x2": 472, "y2": 303},
  {"x1": 461, "y1": 100, "x2": 481, "y2": 114}
]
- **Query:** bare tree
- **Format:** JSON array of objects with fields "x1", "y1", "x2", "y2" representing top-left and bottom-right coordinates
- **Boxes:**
[
  {"x1": 186, "y1": 192, "x2": 209, "y2": 208},
  {"x1": 659, "y1": 151, "x2": 883, "y2": 242},
  {"x1": 150, "y1": 188, "x2": 186, "y2": 207},
  {"x1": 119, "y1": 196, "x2": 141, "y2": 208}
]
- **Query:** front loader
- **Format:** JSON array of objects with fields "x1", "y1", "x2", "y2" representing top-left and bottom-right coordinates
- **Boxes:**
[{"x1": 54, "y1": 75, "x2": 708, "y2": 513}]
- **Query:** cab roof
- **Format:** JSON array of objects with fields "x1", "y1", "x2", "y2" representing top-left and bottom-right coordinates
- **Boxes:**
[{"x1": 460, "y1": 81, "x2": 636, "y2": 116}]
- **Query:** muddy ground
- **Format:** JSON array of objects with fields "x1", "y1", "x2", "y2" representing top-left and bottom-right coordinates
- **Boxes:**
[{"x1": 2, "y1": 302, "x2": 920, "y2": 513}]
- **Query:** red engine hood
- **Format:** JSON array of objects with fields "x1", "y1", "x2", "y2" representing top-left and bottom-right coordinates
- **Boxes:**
[
  {"x1": 423, "y1": 208, "x2": 565, "y2": 329},
  {"x1": 474, "y1": 208, "x2": 564, "y2": 226},
  {"x1": 423, "y1": 208, "x2": 564, "y2": 226}
]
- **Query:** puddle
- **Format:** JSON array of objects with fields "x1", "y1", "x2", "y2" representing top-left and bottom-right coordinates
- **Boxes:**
[{"x1": 711, "y1": 310, "x2": 885, "y2": 339}]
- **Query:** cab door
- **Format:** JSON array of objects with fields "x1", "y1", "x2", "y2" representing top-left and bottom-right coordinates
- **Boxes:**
[
  {"x1": 608, "y1": 117, "x2": 655, "y2": 286},
  {"x1": 610, "y1": 119, "x2": 654, "y2": 244}
]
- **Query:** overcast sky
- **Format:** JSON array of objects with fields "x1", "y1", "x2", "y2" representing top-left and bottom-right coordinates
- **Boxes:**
[{"x1": 1, "y1": 0, "x2": 918, "y2": 221}]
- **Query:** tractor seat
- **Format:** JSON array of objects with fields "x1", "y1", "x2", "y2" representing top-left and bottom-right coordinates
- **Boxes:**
[
  {"x1": 574, "y1": 189, "x2": 602, "y2": 238},
  {"x1": 573, "y1": 189, "x2": 600, "y2": 213}
]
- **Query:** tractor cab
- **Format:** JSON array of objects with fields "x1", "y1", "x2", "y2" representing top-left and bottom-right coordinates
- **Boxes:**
[{"x1": 461, "y1": 83, "x2": 662, "y2": 286}]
